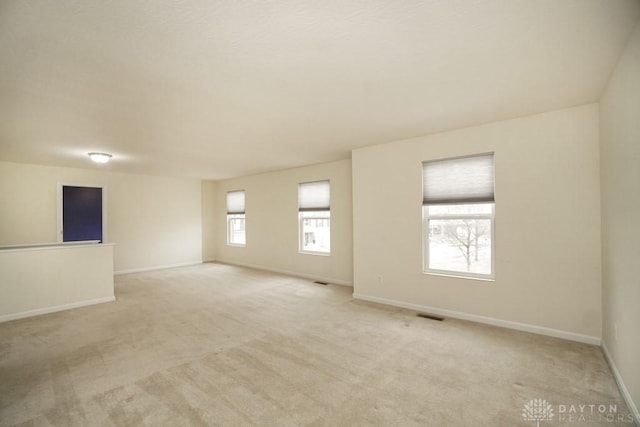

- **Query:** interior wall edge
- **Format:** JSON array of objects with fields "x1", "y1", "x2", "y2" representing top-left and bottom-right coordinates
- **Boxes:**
[
  {"x1": 0, "y1": 296, "x2": 116, "y2": 324},
  {"x1": 215, "y1": 260, "x2": 353, "y2": 287},
  {"x1": 113, "y1": 260, "x2": 203, "y2": 276},
  {"x1": 352, "y1": 292, "x2": 601, "y2": 346},
  {"x1": 602, "y1": 340, "x2": 640, "y2": 425}
]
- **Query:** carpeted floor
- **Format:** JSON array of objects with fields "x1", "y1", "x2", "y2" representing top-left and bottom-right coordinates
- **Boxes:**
[{"x1": 0, "y1": 263, "x2": 633, "y2": 426}]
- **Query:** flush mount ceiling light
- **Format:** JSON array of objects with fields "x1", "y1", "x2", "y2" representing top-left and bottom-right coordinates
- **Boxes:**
[{"x1": 88, "y1": 152, "x2": 112, "y2": 163}]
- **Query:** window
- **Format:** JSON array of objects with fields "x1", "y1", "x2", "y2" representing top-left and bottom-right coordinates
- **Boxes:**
[
  {"x1": 422, "y1": 153, "x2": 495, "y2": 279},
  {"x1": 227, "y1": 190, "x2": 245, "y2": 246},
  {"x1": 299, "y1": 180, "x2": 330, "y2": 254}
]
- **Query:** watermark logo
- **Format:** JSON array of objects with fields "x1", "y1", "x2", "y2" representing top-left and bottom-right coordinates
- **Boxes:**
[
  {"x1": 523, "y1": 399, "x2": 554, "y2": 427},
  {"x1": 521, "y1": 399, "x2": 638, "y2": 424}
]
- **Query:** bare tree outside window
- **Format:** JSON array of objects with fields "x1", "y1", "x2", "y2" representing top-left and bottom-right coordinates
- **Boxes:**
[
  {"x1": 442, "y1": 219, "x2": 489, "y2": 271},
  {"x1": 426, "y1": 204, "x2": 493, "y2": 277}
]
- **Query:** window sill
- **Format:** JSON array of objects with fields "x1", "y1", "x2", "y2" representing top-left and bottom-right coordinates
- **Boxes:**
[
  {"x1": 423, "y1": 270, "x2": 494, "y2": 282},
  {"x1": 299, "y1": 250, "x2": 330, "y2": 257},
  {"x1": 227, "y1": 243, "x2": 245, "y2": 248}
]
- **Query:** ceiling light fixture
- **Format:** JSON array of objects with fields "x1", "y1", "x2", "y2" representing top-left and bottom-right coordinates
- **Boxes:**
[{"x1": 88, "y1": 152, "x2": 112, "y2": 163}]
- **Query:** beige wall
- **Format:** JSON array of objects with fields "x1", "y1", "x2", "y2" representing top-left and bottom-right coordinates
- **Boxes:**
[
  {"x1": 214, "y1": 159, "x2": 353, "y2": 285},
  {"x1": 352, "y1": 104, "x2": 601, "y2": 339},
  {"x1": 201, "y1": 180, "x2": 217, "y2": 262},
  {"x1": 600, "y1": 22, "x2": 640, "y2": 416},
  {"x1": 0, "y1": 243, "x2": 114, "y2": 320},
  {"x1": 0, "y1": 161, "x2": 202, "y2": 272}
]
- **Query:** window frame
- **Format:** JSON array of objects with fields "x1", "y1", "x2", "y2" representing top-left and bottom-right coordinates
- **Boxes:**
[
  {"x1": 298, "y1": 210, "x2": 331, "y2": 256},
  {"x1": 227, "y1": 213, "x2": 246, "y2": 247},
  {"x1": 422, "y1": 204, "x2": 495, "y2": 280},
  {"x1": 421, "y1": 152, "x2": 496, "y2": 281},
  {"x1": 298, "y1": 180, "x2": 331, "y2": 256},
  {"x1": 226, "y1": 190, "x2": 246, "y2": 247}
]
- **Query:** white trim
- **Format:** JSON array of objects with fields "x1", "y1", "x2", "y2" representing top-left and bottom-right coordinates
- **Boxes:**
[
  {"x1": 57, "y1": 182, "x2": 108, "y2": 243},
  {"x1": 0, "y1": 241, "x2": 105, "y2": 252},
  {"x1": 423, "y1": 271, "x2": 495, "y2": 282},
  {"x1": 0, "y1": 296, "x2": 116, "y2": 323},
  {"x1": 602, "y1": 341, "x2": 640, "y2": 426},
  {"x1": 216, "y1": 260, "x2": 352, "y2": 287},
  {"x1": 298, "y1": 250, "x2": 331, "y2": 257},
  {"x1": 352, "y1": 292, "x2": 600, "y2": 345},
  {"x1": 114, "y1": 261, "x2": 203, "y2": 275}
]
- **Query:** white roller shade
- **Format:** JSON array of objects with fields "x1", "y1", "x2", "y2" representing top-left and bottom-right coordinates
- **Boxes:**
[
  {"x1": 226, "y1": 190, "x2": 245, "y2": 214},
  {"x1": 299, "y1": 180, "x2": 330, "y2": 212},
  {"x1": 423, "y1": 153, "x2": 494, "y2": 205}
]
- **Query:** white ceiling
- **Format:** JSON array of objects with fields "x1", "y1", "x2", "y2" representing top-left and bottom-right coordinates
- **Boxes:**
[{"x1": 1, "y1": 0, "x2": 639, "y2": 180}]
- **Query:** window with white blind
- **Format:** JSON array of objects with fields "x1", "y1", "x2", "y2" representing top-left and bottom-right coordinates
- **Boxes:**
[
  {"x1": 422, "y1": 153, "x2": 495, "y2": 279},
  {"x1": 298, "y1": 180, "x2": 330, "y2": 255},
  {"x1": 226, "y1": 190, "x2": 246, "y2": 246}
]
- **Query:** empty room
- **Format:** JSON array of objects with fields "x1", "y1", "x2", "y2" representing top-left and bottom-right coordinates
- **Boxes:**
[{"x1": 1, "y1": 1, "x2": 639, "y2": 426}]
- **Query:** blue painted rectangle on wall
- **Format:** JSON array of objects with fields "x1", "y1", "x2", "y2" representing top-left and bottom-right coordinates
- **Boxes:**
[{"x1": 63, "y1": 186, "x2": 103, "y2": 242}]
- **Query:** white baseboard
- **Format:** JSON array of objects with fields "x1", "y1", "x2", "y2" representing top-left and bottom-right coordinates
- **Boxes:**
[
  {"x1": 0, "y1": 296, "x2": 116, "y2": 323},
  {"x1": 114, "y1": 261, "x2": 203, "y2": 275},
  {"x1": 602, "y1": 341, "x2": 640, "y2": 426},
  {"x1": 215, "y1": 260, "x2": 353, "y2": 287},
  {"x1": 352, "y1": 293, "x2": 601, "y2": 346}
]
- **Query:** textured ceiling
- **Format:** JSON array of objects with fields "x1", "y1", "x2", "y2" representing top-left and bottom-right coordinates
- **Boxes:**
[{"x1": 1, "y1": 0, "x2": 639, "y2": 179}]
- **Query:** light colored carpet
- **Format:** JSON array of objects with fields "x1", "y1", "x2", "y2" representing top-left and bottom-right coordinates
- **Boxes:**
[{"x1": 0, "y1": 263, "x2": 633, "y2": 426}]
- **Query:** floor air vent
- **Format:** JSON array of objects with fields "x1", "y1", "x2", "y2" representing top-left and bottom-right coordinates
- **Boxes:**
[
  {"x1": 313, "y1": 281, "x2": 329, "y2": 285},
  {"x1": 417, "y1": 313, "x2": 444, "y2": 321}
]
